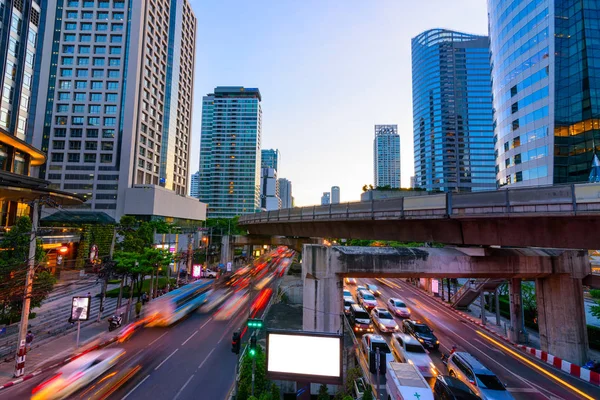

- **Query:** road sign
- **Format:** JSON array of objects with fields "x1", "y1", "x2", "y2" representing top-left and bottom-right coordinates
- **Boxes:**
[
  {"x1": 226, "y1": 262, "x2": 232, "y2": 272},
  {"x1": 70, "y1": 296, "x2": 91, "y2": 321}
]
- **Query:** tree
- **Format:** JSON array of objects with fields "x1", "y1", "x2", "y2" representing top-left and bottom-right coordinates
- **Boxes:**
[
  {"x1": 317, "y1": 383, "x2": 330, "y2": 400},
  {"x1": 362, "y1": 387, "x2": 374, "y2": 400}
]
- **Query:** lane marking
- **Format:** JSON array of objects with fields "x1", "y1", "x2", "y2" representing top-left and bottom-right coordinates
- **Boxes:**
[
  {"x1": 182, "y1": 330, "x2": 198, "y2": 346},
  {"x1": 474, "y1": 338, "x2": 503, "y2": 353},
  {"x1": 148, "y1": 332, "x2": 168, "y2": 347},
  {"x1": 199, "y1": 317, "x2": 213, "y2": 331},
  {"x1": 507, "y1": 388, "x2": 541, "y2": 393},
  {"x1": 198, "y1": 348, "x2": 216, "y2": 370},
  {"x1": 154, "y1": 348, "x2": 178, "y2": 371},
  {"x1": 121, "y1": 374, "x2": 150, "y2": 400},
  {"x1": 173, "y1": 373, "x2": 195, "y2": 400}
]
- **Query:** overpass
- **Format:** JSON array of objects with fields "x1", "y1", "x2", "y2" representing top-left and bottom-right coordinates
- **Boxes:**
[
  {"x1": 239, "y1": 183, "x2": 600, "y2": 249},
  {"x1": 303, "y1": 245, "x2": 590, "y2": 365},
  {"x1": 219, "y1": 235, "x2": 321, "y2": 263}
]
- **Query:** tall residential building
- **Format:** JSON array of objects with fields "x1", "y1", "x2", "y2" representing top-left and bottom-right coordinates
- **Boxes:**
[
  {"x1": 260, "y1": 167, "x2": 280, "y2": 210},
  {"x1": 321, "y1": 192, "x2": 330, "y2": 205},
  {"x1": 412, "y1": 29, "x2": 495, "y2": 193},
  {"x1": 331, "y1": 186, "x2": 340, "y2": 204},
  {"x1": 0, "y1": 0, "x2": 47, "y2": 225},
  {"x1": 489, "y1": 1, "x2": 600, "y2": 187},
  {"x1": 410, "y1": 176, "x2": 418, "y2": 189},
  {"x1": 190, "y1": 171, "x2": 200, "y2": 198},
  {"x1": 33, "y1": 0, "x2": 205, "y2": 222},
  {"x1": 198, "y1": 86, "x2": 262, "y2": 218},
  {"x1": 261, "y1": 148, "x2": 280, "y2": 171},
  {"x1": 278, "y1": 178, "x2": 292, "y2": 209},
  {"x1": 374, "y1": 125, "x2": 401, "y2": 188}
]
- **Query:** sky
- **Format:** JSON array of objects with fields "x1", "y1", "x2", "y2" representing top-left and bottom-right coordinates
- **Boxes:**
[{"x1": 187, "y1": 0, "x2": 488, "y2": 206}]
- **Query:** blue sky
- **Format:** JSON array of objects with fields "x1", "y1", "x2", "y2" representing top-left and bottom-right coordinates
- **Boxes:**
[{"x1": 187, "y1": 0, "x2": 488, "y2": 206}]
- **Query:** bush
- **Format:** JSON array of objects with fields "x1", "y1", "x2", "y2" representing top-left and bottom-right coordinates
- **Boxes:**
[
  {"x1": 589, "y1": 325, "x2": 600, "y2": 351},
  {"x1": 105, "y1": 277, "x2": 175, "y2": 298},
  {"x1": 590, "y1": 289, "x2": 600, "y2": 299},
  {"x1": 108, "y1": 279, "x2": 121, "y2": 284}
]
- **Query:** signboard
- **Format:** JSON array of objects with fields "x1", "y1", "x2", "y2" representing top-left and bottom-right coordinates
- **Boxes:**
[
  {"x1": 90, "y1": 244, "x2": 98, "y2": 262},
  {"x1": 432, "y1": 279, "x2": 439, "y2": 294},
  {"x1": 266, "y1": 330, "x2": 342, "y2": 384},
  {"x1": 226, "y1": 262, "x2": 232, "y2": 272},
  {"x1": 71, "y1": 296, "x2": 91, "y2": 321},
  {"x1": 193, "y1": 264, "x2": 202, "y2": 278}
]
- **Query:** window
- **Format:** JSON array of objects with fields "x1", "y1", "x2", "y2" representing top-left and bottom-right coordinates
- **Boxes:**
[
  {"x1": 62, "y1": 57, "x2": 73, "y2": 65},
  {"x1": 85, "y1": 141, "x2": 97, "y2": 150},
  {"x1": 84, "y1": 153, "x2": 96, "y2": 163},
  {"x1": 52, "y1": 140, "x2": 65, "y2": 150},
  {"x1": 51, "y1": 153, "x2": 64, "y2": 162},
  {"x1": 74, "y1": 92, "x2": 85, "y2": 101},
  {"x1": 95, "y1": 34, "x2": 107, "y2": 43},
  {"x1": 86, "y1": 129, "x2": 99, "y2": 138},
  {"x1": 69, "y1": 141, "x2": 81, "y2": 150},
  {"x1": 107, "y1": 81, "x2": 119, "y2": 89},
  {"x1": 65, "y1": 22, "x2": 77, "y2": 30},
  {"x1": 101, "y1": 141, "x2": 113, "y2": 150},
  {"x1": 100, "y1": 154, "x2": 112, "y2": 163},
  {"x1": 97, "y1": 13, "x2": 109, "y2": 21},
  {"x1": 80, "y1": 34, "x2": 91, "y2": 42},
  {"x1": 75, "y1": 80, "x2": 87, "y2": 89},
  {"x1": 60, "y1": 81, "x2": 72, "y2": 89},
  {"x1": 66, "y1": 11, "x2": 78, "y2": 19},
  {"x1": 57, "y1": 92, "x2": 70, "y2": 101},
  {"x1": 92, "y1": 69, "x2": 104, "y2": 78},
  {"x1": 56, "y1": 116, "x2": 68, "y2": 125},
  {"x1": 98, "y1": 1, "x2": 109, "y2": 8},
  {"x1": 111, "y1": 24, "x2": 123, "y2": 32},
  {"x1": 88, "y1": 117, "x2": 100, "y2": 126},
  {"x1": 22, "y1": 73, "x2": 31, "y2": 89},
  {"x1": 114, "y1": 1, "x2": 124, "y2": 9},
  {"x1": 8, "y1": 38, "x2": 18, "y2": 57},
  {"x1": 72, "y1": 116, "x2": 84, "y2": 125},
  {"x1": 81, "y1": 22, "x2": 92, "y2": 31},
  {"x1": 77, "y1": 57, "x2": 89, "y2": 65},
  {"x1": 105, "y1": 93, "x2": 117, "y2": 102},
  {"x1": 103, "y1": 129, "x2": 115, "y2": 138},
  {"x1": 25, "y1": 51, "x2": 34, "y2": 67},
  {"x1": 76, "y1": 69, "x2": 88, "y2": 77},
  {"x1": 82, "y1": 11, "x2": 93, "y2": 19},
  {"x1": 89, "y1": 105, "x2": 101, "y2": 113},
  {"x1": 105, "y1": 105, "x2": 117, "y2": 114},
  {"x1": 60, "y1": 68, "x2": 73, "y2": 77},
  {"x1": 83, "y1": 0, "x2": 94, "y2": 6},
  {"x1": 70, "y1": 128, "x2": 83, "y2": 137},
  {"x1": 5, "y1": 61, "x2": 16, "y2": 81},
  {"x1": 27, "y1": 28, "x2": 37, "y2": 46},
  {"x1": 110, "y1": 35, "x2": 122, "y2": 43},
  {"x1": 89, "y1": 93, "x2": 102, "y2": 101},
  {"x1": 91, "y1": 81, "x2": 103, "y2": 89},
  {"x1": 107, "y1": 69, "x2": 119, "y2": 78},
  {"x1": 68, "y1": 153, "x2": 81, "y2": 163},
  {"x1": 113, "y1": 12, "x2": 124, "y2": 20},
  {"x1": 93, "y1": 57, "x2": 105, "y2": 66},
  {"x1": 54, "y1": 128, "x2": 67, "y2": 137},
  {"x1": 109, "y1": 46, "x2": 121, "y2": 55},
  {"x1": 79, "y1": 45, "x2": 90, "y2": 54},
  {"x1": 94, "y1": 46, "x2": 106, "y2": 54},
  {"x1": 57, "y1": 104, "x2": 69, "y2": 112},
  {"x1": 67, "y1": 0, "x2": 79, "y2": 6},
  {"x1": 63, "y1": 45, "x2": 75, "y2": 54},
  {"x1": 64, "y1": 33, "x2": 76, "y2": 41},
  {"x1": 104, "y1": 117, "x2": 116, "y2": 126},
  {"x1": 108, "y1": 58, "x2": 120, "y2": 66},
  {"x1": 72, "y1": 104, "x2": 84, "y2": 113}
]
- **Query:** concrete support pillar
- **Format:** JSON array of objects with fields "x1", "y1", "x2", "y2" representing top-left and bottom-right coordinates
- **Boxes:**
[
  {"x1": 536, "y1": 274, "x2": 589, "y2": 365},
  {"x1": 508, "y1": 278, "x2": 526, "y2": 343},
  {"x1": 302, "y1": 245, "x2": 342, "y2": 333},
  {"x1": 220, "y1": 235, "x2": 233, "y2": 265}
]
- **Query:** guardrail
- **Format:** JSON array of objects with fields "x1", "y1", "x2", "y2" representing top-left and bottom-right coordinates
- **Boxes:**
[{"x1": 240, "y1": 183, "x2": 600, "y2": 224}]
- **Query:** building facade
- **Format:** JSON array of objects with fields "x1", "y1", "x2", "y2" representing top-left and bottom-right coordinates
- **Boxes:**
[
  {"x1": 321, "y1": 191, "x2": 330, "y2": 205},
  {"x1": 260, "y1": 167, "x2": 280, "y2": 210},
  {"x1": 190, "y1": 170, "x2": 200, "y2": 198},
  {"x1": 32, "y1": 0, "x2": 204, "y2": 222},
  {"x1": 278, "y1": 177, "x2": 292, "y2": 209},
  {"x1": 0, "y1": 0, "x2": 47, "y2": 226},
  {"x1": 261, "y1": 148, "x2": 279, "y2": 171},
  {"x1": 374, "y1": 124, "x2": 401, "y2": 188},
  {"x1": 489, "y1": 0, "x2": 600, "y2": 187},
  {"x1": 198, "y1": 86, "x2": 262, "y2": 218},
  {"x1": 412, "y1": 29, "x2": 496, "y2": 192},
  {"x1": 331, "y1": 185, "x2": 340, "y2": 204}
]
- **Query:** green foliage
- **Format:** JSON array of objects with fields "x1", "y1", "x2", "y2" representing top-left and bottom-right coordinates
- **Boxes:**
[
  {"x1": 335, "y1": 238, "x2": 443, "y2": 248},
  {"x1": 590, "y1": 289, "x2": 600, "y2": 299},
  {"x1": 205, "y1": 217, "x2": 246, "y2": 235},
  {"x1": 591, "y1": 302, "x2": 600, "y2": 319},
  {"x1": 588, "y1": 325, "x2": 600, "y2": 350},
  {"x1": 104, "y1": 277, "x2": 174, "y2": 298},
  {"x1": 362, "y1": 386, "x2": 374, "y2": 400},
  {"x1": 237, "y1": 345, "x2": 269, "y2": 400},
  {"x1": 317, "y1": 383, "x2": 330, "y2": 400}
]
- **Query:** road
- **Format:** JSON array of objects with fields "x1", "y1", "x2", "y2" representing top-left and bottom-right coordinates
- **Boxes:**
[{"x1": 351, "y1": 278, "x2": 600, "y2": 400}]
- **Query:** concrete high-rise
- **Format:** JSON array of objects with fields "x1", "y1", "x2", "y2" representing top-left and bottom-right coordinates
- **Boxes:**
[
  {"x1": 489, "y1": 0, "x2": 600, "y2": 187},
  {"x1": 331, "y1": 186, "x2": 340, "y2": 204},
  {"x1": 321, "y1": 192, "x2": 330, "y2": 206},
  {"x1": 199, "y1": 86, "x2": 262, "y2": 218},
  {"x1": 374, "y1": 125, "x2": 400, "y2": 188},
  {"x1": 33, "y1": 0, "x2": 205, "y2": 222},
  {"x1": 261, "y1": 149, "x2": 280, "y2": 171},
  {"x1": 190, "y1": 171, "x2": 200, "y2": 198},
  {"x1": 260, "y1": 168, "x2": 280, "y2": 211},
  {"x1": 412, "y1": 29, "x2": 495, "y2": 193},
  {"x1": 278, "y1": 178, "x2": 292, "y2": 209}
]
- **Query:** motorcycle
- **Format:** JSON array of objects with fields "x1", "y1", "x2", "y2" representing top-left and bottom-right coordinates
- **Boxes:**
[
  {"x1": 584, "y1": 360, "x2": 600, "y2": 373},
  {"x1": 108, "y1": 313, "x2": 123, "y2": 331}
]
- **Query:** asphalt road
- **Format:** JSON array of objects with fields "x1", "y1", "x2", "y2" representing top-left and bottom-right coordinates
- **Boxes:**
[{"x1": 353, "y1": 278, "x2": 600, "y2": 400}]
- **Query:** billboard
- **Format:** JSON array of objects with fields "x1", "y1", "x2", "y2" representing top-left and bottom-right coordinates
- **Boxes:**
[
  {"x1": 266, "y1": 330, "x2": 342, "y2": 384},
  {"x1": 71, "y1": 296, "x2": 91, "y2": 321},
  {"x1": 193, "y1": 265, "x2": 202, "y2": 277}
]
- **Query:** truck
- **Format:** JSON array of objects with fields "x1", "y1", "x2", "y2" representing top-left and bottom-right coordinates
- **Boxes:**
[{"x1": 385, "y1": 361, "x2": 433, "y2": 400}]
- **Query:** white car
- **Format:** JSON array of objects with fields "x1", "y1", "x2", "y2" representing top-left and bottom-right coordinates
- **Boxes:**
[
  {"x1": 391, "y1": 333, "x2": 437, "y2": 378},
  {"x1": 344, "y1": 298, "x2": 357, "y2": 315},
  {"x1": 358, "y1": 290, "x2": 378, "y2": 310},
  {"x1": 32, "y1": 348, "x2": 125, "y2": 400},
  {"x1": 343, "y1": 289, "x2": 353, "y2": 302},
  {"x1": 371, "y1": 307, "x2": 399, "y2": 333},
  {"x1": 204, "y1": 268, "x2": 218, "y2": 278},
  {"x1": 360, "y1": 334, "x2": 394, "y2": 374},
  {"x1": 388, "y1": 297, "x2": 411, "y2": 318},
  {"x1": 365, "y1": 283, "x2": 381, "y2": 297}
]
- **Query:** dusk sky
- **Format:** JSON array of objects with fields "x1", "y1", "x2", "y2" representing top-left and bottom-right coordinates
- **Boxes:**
[{"x1": 187, "y1": 0, "x2": 488, "y2": 206}]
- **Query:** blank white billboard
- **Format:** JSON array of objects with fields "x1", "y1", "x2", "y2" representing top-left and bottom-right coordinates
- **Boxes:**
[{"x1": 266, "y1": 331, "x2": 342, "y2": 383}]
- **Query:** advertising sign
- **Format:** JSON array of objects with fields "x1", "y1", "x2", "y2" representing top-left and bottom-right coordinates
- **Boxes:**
[
  {"x1": 71, "y1": 296, "x2": 91, "y2": 321},
  {"x1": 226, "y1": 262, "x2": 232, "y2": 272},
  {"x1": 193, "y1": 264, "x2": 202, "y2": 278}
]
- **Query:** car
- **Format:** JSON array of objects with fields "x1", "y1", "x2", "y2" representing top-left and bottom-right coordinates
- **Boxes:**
[
  {"x1": 387, "y1": 297, "x2": 411, "y2": 318},
  {"x1": 371, "y1": 307, "x2": 399, "y2": 333},
  {"x1": 391, "y1": 333, "x2": 437, "y2": 378},
  {"x1": 360, "y1": 334, "x2": 394, "y2": 374},
  {"x1": 356, "y1": 284, "x2": 367, "y2": 292},
  {"x1": 433, "y1": 375, "x2": 481, "y2": 400},
  {"x1": 204, "y1": 268, "x2": 218, "y2": 278},
  {"x1": 358, "y1": 290, "x2": 378, "y2": 310},
  {"x1": 348, "y1": 303, "x2": 374, "y2": 334},
  {"x1": 343, "y1": 289, "x2": 353, "y2": 302},
  {"x1": 365, "y1": 283, "x2": 381, "y2": 297},
  {"x1": 446, "y1": 352, "x2": 513, "y2": 400},
  {"x1": 403, "y1": 319, "x2": 439, "y2": 350},
  {"x1": 345, "y1": 277, "x2": 357, "y2": 285},
  {"x1": 344, "y1": 298, "x2": 357, "y2": 315},
  {"x1": 32, "y1": 348, "x2": 125, "y2": 400}
]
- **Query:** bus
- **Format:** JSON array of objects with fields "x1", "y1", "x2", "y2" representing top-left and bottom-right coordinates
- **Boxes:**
[{"x1": 146, "y1": 280, "x2": 212, "y2": 327}]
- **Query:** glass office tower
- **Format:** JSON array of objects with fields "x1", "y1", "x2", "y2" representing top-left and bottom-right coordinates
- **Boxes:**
[
  {"x1": 199, "y1": 86, "x2": 262, "y2": 218},
  {"x1": 490, "y1": 0, "x2": 600, "y2": 186},
  {"x1": 412, "y1": 29, "x2": 496, "y2": 192},
  {"x1": 374, "y1": 124, "x2": 401, "y2": 188}
]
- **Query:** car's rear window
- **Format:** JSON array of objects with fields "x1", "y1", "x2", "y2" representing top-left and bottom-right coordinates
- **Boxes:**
[
  {"x1": 345, "y1": 300, "x2": 355, "y2": 306},
  {"x1": 414, "y1": 324, "x2": 431, "y2": 334},
  {"x1": 406, "y1": 344, "x2": 426, "y2": 353},
  {"x1": 354, "y1": 311, "x2": 370, "y2": 319},
  {"x1": 343, "y1": 290, "x2": 351, "y2": 297},
  {"x1": 362, "y1": 293, "x2": 375, "y2": 300},
  {"x1": 372, "y1": 342, "x2": 391, "y2": 354},
  {"x1": 476, "y1": 374, "x2": 505, "y2": 390},
  {"x1": 394, "y1": 301, "x2": 406, "y2": 307},
  {"x1": 378, "y1": 311, "x2": 393, "y2": 319}
]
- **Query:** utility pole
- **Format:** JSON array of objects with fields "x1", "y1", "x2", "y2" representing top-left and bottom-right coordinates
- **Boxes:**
[
  {"x1": 375, "y1": 347, "x2": 381, "y2": 400},
  {"x1": 98, "y1": 226, "x2": 116, "y2": 322},
  {"x1": 14, "y1": 199, "x2": 39, "y2": 378}
]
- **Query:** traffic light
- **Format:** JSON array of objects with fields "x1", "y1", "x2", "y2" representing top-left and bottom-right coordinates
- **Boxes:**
[
  {"x1": 249, "y1": 334, "x2": 257, "y2": 357},
  {"x1": 247, "y1": 318, "x2": 264, "y2": 329},
  {"x1": 231, "y1": 330, "x2": 241, "y2": 354}
]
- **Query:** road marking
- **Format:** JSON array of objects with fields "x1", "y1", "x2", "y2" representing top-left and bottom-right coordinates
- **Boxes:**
[
  {"x1": 199, "y1": 317, "x2": 213, "y2": 330},
  {"x1": 507, "y1": 387, "x2": 541, "y2": 393},
  {"x1": 198, "y1": 348, "x2": 216, "y2": 370},
  {"x1": 182, "y1": 330, "x2": 199, "y2": 346},
  {"x1": 121, "y1": 374, "x2": 150, "y2": 400},
  {"x1": 148, "y1": 331, "x2": 168, "y2": 347},
  {"x1": 474, "y1": 338, "x2": 502, "y2": 353},
  {"x1": 154, "y1": 348, "x2": 178, "y2": 371},
  {"x1": 173, "y1": 373, "x2": 195, "y2": 400}
]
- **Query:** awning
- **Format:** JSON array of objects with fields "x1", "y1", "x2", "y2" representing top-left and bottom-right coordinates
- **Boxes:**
[
  {"x1": 0, "y1": 171, "x2": 84, "y2": 206},
  {"x1": 41, "y1": 211, "x2": 116, "y2": 225}
]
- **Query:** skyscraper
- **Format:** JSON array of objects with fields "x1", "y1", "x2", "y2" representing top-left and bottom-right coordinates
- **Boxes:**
[
  {"x1": 321, "y1": 192, "x2": 330, "y2": 205},
  {"x1": 374, "y1": 125, "x2": 401, "y2": 188},
  {"x1": 412, "y1": 29, "x2": 495, "y2": 193},
  {"x1": 278, "y1": 178, "x2": 292, "y2": 209},
  {"x1": 260, "y1": 167, "x2": 280, "y2": 210},
  {"x1": 32, "y1": 0, "x2": 204, "y2": 222},
  {"x1": 489, "y1": 0, "x2": 600, "y2": 187},
  {"x1": 190, "y1": 171, "x2": 200, "y2": 198},
  {"x1": 261, "y1": 148, "x2": 280, "y2": 171},
  {"x1": 199, "y1": 86, "x2": 262, "y2": 218},
  {"x1": 331, "y1": 186, "x2": 340, "y2": 204}
]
